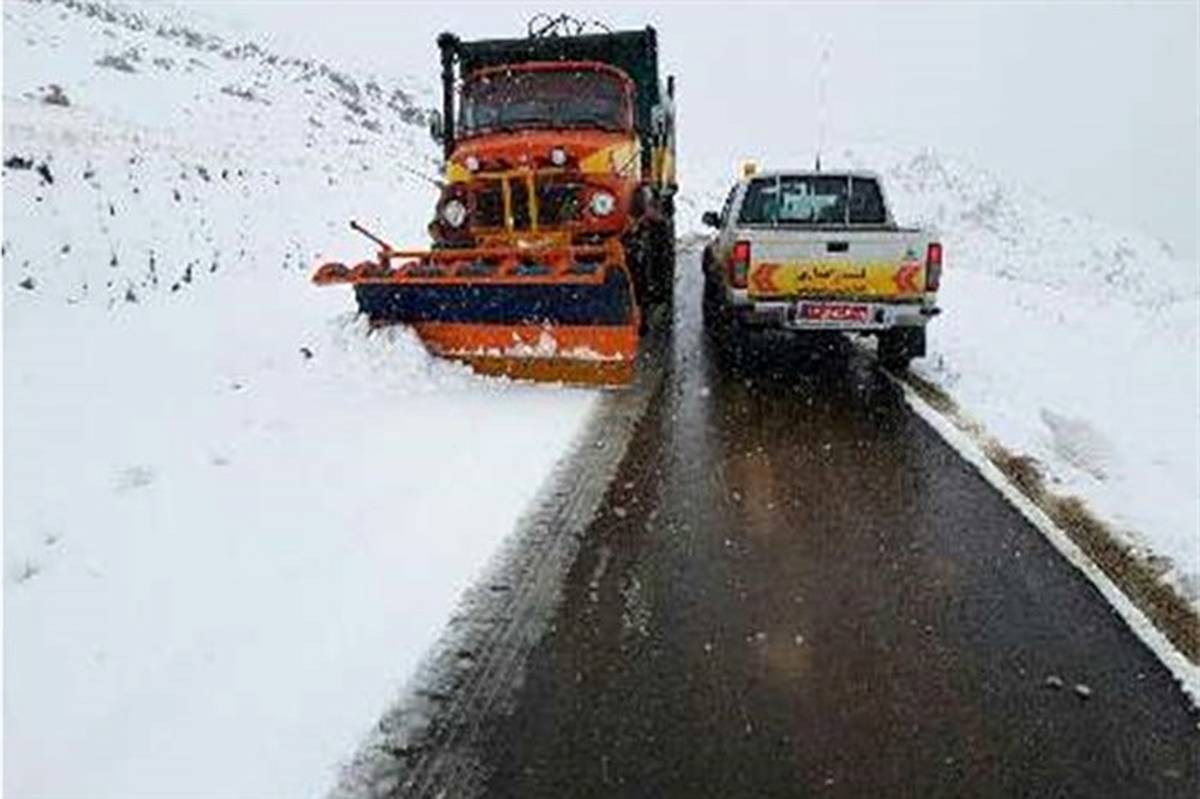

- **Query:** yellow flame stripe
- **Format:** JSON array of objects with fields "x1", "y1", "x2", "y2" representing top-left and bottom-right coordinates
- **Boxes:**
[
  {"x1": 446, "y1": 161, "x2": 472, "y2": 183},
  {"x1": 578, "y1": 139, "x2": 641, "y2": 178}
]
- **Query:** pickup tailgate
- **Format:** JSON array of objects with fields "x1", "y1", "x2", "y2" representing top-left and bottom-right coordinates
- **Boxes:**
[{"x1": 744, "y1": 230, "x2": 927, "y2": 300}]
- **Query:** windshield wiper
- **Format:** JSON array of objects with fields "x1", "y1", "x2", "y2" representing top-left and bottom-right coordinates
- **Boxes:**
[
  {"x1": 553, "y1": 117, "x2": 625, "y2": 132},
  {"x1": 463, "y1": 120, "x2": 542, "y2": 135},
  {"x1": 465, "y1": 116, "x2": 624, "y2": 135}
]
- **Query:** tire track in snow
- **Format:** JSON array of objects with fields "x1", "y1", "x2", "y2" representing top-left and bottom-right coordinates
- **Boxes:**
[{"x1": 330, "y1": 322, "x2": 672, "y2": 798}]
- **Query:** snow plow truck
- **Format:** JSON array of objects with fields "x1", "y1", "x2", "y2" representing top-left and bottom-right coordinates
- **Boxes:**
[{"x1": 314, "y1": 19, "x2": 677, "y2": 386}]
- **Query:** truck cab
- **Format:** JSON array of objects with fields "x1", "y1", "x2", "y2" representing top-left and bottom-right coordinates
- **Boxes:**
[
  {"x1": 313, "y1": 23, "x2": 677, "y2": 386},
  {"x1": 701, "y1": 169, "x2": 942, "y2": 369},
  {"x1": 431, "y1": 61, "x2": 642, "y2": 249},
  {"x1": 429, "y1": 29, "x2": 677, "y2": 311}
]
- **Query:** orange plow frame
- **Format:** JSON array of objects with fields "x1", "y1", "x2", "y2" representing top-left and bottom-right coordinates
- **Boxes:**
[
  {"x1": 412, "y1": 322, "x2": 637, "y2": 385},
  {"x1": 313, "y1": 229, "x2": 639, "y2": 387}
]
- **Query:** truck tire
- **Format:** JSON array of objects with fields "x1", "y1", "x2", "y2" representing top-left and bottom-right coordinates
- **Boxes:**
[
  {"x1": 878, "y1": 327, "x2": 925, "y2": 371},
  {"x1": 622, "y1": 235, "x2": 650, "y2": 330},
  {"x1": 640, "y1": 220, "x2": 673, "y2": 309},
  {"x1": 625, "y1": 226, "x2": 664, "y2": 293},
  {"x1": 657, "y1": 221, "x2": 676, "y2": 310}
]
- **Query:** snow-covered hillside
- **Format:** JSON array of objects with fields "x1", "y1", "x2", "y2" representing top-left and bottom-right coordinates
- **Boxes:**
[
  {"x1": 3, "y1": 2, "x2": 595, "y2": 797},
  {"x1": 5, "y1": 0, "x2": 1197, "y2": 796},
  {"x1": 680, "y1": 147, "x2": 1199, "y2": 606}
]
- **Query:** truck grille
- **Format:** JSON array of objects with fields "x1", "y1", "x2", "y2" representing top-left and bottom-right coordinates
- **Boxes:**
[
  {"x1": 470, "y1": 181, "x2": 504, "y2": 228},
  {"x1": 511, "y1": 180, "x2": 532, "y2": 230},
  {"x1": 467, "y1": 176, "x2": 584, "y2": 231},
  {"x1": 538, "y1": 179, "x2": 584, "y2": 226}
]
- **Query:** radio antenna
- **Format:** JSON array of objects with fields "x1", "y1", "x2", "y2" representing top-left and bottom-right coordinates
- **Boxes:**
[{"x1": 816, "y1": 35, "x2": 831, "y2": 172}]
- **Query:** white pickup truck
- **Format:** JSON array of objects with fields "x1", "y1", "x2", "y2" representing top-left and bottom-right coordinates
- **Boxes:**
[{"x1": 701, "y1": 169, "x2": 942, "y2": 369}]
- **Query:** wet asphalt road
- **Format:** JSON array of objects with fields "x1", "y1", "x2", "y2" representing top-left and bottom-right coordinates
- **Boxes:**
[{"x1": 466, "y1": 255, "x2": 1200, "y2": 797}]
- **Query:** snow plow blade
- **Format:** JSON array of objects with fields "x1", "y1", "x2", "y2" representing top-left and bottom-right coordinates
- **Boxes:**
[{"x1": 313, "y1": 237, "x2": 638, "y2": 387}]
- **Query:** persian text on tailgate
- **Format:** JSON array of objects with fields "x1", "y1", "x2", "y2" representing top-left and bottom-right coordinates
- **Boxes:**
[{"x1": 749, "y1": 259, "x2": 924, "y2": 297}]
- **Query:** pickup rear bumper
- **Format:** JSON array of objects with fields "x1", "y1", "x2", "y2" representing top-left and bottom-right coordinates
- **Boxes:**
[{"x1": 729, "y1": 290, "x2": 939, "y2": 332}]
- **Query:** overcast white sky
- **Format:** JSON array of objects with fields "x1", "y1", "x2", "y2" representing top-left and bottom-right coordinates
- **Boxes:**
[{"x1": 191, "y1": 1, "x2": 1198, "y2": 258}]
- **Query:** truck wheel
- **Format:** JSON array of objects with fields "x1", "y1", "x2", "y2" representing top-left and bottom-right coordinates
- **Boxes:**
[
  {"x1": 625, "y1": 227, "x2": 670, "y2": 328},
  {"x1": 878, "y1": 327, "x2": 925, "y2": 371},
  {"x1": 638, "y1": 222, "x2": 673, "y2": 314},
  {"x1": 657, "y1": 222, "x2": 676, "y2": 310}
]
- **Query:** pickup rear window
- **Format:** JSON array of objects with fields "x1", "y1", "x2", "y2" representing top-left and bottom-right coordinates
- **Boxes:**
[{"x1": 737, "y1": 176, "x2": 887, "y2": 226}]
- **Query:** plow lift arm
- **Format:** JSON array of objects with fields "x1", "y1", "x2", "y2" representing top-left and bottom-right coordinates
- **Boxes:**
[{"x1": 348, "y1": 220, "x2": 395, "y2": 254}]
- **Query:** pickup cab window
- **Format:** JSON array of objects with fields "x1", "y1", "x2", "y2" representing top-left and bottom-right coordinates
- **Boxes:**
[
  {"x1": 848, "y1": 177, "x2": 886, "y2": 224},
  {"x1": 737, "y1": 175, "x2": 888, "y2": 226}
]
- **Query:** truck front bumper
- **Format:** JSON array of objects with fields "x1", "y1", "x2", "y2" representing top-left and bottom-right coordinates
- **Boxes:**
[{"x1": 729, "y1": 291, "x2": 939, "y2": 332}]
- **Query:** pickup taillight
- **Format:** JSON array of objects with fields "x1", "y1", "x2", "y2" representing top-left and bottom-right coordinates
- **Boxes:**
[
  {"x1": 729, "y1": 240, "x2": 751, "y2": 288},
  {"x1": 925, "y1": 242, "x2": 943, "y2": 292}
]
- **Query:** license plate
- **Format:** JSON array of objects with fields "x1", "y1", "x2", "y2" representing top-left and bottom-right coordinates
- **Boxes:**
[{"x1": 797, "y1": 302, "x2": 870, "y2": 322}]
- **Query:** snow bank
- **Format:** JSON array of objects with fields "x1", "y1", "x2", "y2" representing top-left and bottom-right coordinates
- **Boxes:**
[
  {"x1": 679, "y1": 147, "x2": 1200, "y2": 606},
  {"x1": 884, "y1": 149, "x2": 1199, "y2": 605},
  {"x1": 3, "y1": 2, "x2": 595, "y2": 796},
  {"x1": 5, "y1": 0, "x2": 1196, "y2": 794}
]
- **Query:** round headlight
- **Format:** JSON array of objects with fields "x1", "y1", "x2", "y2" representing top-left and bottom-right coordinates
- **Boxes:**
[
  {"x1": 549, "y1": 147, "x2": 568, "y2": 167},
  {"x1": 589, "y1": 190, "x2": 616, "y2": 217},
  {"x1": 441, "y1": 199, "x2": 467, "y2": 228},
  {"x1": 464, "y1": 155, "x2": 480, "y2": 172}
]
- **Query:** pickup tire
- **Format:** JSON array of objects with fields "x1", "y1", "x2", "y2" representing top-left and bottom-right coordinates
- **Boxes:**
[
  {"x1": 701, "y1": 259, "x2": 726, "y2": 332},
  {"x1": 703, "y1": 260, "x2": 747, "y2": 365},
  {"x1": 877, "y1": 327, "x2": 926, "y2": 371}
]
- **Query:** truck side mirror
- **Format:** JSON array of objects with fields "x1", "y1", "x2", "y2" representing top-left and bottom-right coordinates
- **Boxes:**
[
  {"x1": 702, "y1": 211, "x2": 721, "y2": 229},
  {"x1": 428, "y1": 110, "x2": 444, "y2": 145}
]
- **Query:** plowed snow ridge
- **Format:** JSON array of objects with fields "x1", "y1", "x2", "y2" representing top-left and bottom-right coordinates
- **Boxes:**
[{"x1": 4, "y1": 2, "x2": 595, "y2": 797}]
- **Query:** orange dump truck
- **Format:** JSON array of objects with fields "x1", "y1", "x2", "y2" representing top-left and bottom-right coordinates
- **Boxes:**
[{"x1": 314, "y1": 23, "x2": 677, "y2": 386}]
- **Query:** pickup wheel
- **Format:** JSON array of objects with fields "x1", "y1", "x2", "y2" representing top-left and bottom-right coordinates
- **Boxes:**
[
  {"x1": 878, "y1": 327, "x2": 926, "y2": 371},
  {"x1": 703, "y1": 262, "x2": 745, "y2": 365},
  {"x1": 702, "y1": 261, "x2": 725, "y2": 332}
]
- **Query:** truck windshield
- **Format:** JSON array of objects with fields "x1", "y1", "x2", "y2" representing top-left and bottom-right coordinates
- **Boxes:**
[
  {"x1": 459, "y1": 68, "x2": 630, "y2": 135},
  {"x1": 738, "y1": 176, "x2": 887, "y2": 226}
]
